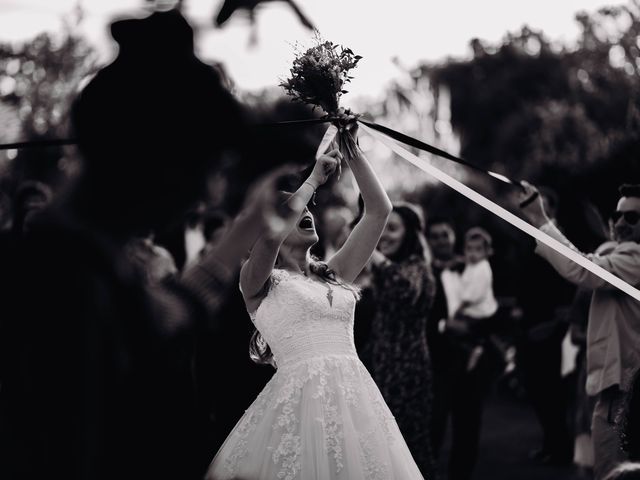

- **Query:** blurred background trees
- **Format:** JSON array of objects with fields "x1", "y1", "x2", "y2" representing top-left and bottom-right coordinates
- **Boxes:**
[
  {"x1": 0, "y1": 9, "x2": 97, "y2": 198},
  {"x1": 414, "y1": 2, "x2": 640, "y2": 245},
  {"x1": 2, "y1": 0, "x2": 640, "y2": 259}
]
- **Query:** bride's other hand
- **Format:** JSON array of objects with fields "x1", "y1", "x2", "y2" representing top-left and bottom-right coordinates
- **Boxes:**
[{"x1": 310, "y1": 149, "x2": 342, "y2": 187}]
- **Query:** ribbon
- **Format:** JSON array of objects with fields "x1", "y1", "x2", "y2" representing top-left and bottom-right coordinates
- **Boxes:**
[
  {"x1": 5, "y1": 117, "x2": 640, "y2": 300},
  {"x1": 358, "y1": 122, "x2": 640, "y2": 302},
  {"x1": 358, "y1": 119, "x2": 518, "y2": 188},
  {"x1": 0, "y1": 138, "x2": 77, "y2": 150},
  {"x1": 315, "y1": 124, "x2": 338, "y2": 158},
  {"x1": 0, "y1": 117, "x2": 517, "y2": 188}
]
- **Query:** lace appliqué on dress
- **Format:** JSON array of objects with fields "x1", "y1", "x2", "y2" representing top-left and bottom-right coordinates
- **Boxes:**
[
  {"x1": 221, "y1": 356, "x2": 395, "y2": 479},
  {"x1": 359, "y1": 428, "x2": 391, "y2": 480}
]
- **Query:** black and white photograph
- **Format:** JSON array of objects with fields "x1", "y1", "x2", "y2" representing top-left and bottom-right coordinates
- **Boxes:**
[{"x1": 0, "y1": 1, "x2": 639, "y2": 479}]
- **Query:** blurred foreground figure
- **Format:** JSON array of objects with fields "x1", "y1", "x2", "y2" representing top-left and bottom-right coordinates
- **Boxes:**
[
  {"x1": 0, "y1": 9, "x2": 285, "y2": 480},
  {"x1": 515, "y1": 187, "x2": 575, "y2": 466},
  {"x1": 519, "y1": 182, "x2": 640, "y2": 480}
]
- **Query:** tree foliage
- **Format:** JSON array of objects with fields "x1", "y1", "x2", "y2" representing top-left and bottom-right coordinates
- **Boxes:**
[
  {"x1": 0, "y1": 17, "x2": 98, "y2": 187},
  {"x1": 424, "y1": 1, "x2": 640, "y2": 201}
]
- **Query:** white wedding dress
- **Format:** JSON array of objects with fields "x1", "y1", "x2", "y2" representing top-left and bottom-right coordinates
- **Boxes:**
[{"x1": 206, "y1": 269, "x2": 425, "y2": 480}]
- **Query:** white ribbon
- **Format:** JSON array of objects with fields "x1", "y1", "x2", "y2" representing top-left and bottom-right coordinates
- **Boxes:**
[
  {"x1": 359, "y1": 122, "x2": 640, "y2": 303},
  {"x1": 316, "y1": 124, "x2": 338, "y2": 159}
]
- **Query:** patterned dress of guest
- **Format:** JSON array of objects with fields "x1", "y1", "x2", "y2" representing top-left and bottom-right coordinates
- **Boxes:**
[{"x1": 366, "y1": 253, "x2": 436, "y2": 478}]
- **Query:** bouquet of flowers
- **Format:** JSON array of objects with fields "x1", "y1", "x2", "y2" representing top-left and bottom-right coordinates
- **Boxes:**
[
  {"x1": 280, "y1": 36, "x2": 362, "y2": 160},
  {"x1": 280, "y1": 37, "x2": 361, "y2": 115}
]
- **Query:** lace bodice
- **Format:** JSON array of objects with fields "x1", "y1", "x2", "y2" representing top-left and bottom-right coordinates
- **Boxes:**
[{"x1": 250, "y1": 269, "x2": 359, "y2": 368}]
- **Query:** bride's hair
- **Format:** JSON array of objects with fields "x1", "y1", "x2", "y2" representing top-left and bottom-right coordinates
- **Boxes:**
[{"x1": 249, "y1": 257, "x2": 359, "y2": 367}]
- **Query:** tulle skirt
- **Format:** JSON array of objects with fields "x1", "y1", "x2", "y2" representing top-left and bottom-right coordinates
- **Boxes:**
[{"x1": 206, "y1": 354, "x2": 425, "y2": 480}]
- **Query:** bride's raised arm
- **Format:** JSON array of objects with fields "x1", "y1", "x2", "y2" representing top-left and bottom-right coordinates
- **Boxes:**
[
  {"x1": 240, "y1": 151, "x2": 341, "y2": 309},
  {"x1": 327, "y1": 126, "x2": 392, "y2": 284}
]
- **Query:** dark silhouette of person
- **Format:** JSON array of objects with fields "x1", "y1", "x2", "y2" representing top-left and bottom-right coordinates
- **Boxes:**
[
  {"x1": 427, "y1": 216, "x2": 501, "y2": 480},
  {"x1": 0, "y1": 9, "x2": 286, "y2": 480},
  {"x1": 515, "y1": 187, "x2": 576, "y2": 465},
  {"x1": 620, "y1": 370, "x2": 640, "y2": 464}
]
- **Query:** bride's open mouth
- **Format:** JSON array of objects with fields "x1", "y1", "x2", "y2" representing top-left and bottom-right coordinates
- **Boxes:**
[{"x1": 298, "y1": 215, "x2": 314, "y2": 231}]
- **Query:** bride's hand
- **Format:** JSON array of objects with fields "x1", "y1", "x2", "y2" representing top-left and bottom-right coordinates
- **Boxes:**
[
  {"x1": 309, "y1": 149, "x2": 343, "y2": 187},
  {"x1": 336, "y1": 107, "x2": 359, "y2": 137}
]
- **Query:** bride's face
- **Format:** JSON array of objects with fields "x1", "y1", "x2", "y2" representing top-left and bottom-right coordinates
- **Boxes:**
[{"x1": 282, "y1": 206, "x2": 319, "y2": 250}]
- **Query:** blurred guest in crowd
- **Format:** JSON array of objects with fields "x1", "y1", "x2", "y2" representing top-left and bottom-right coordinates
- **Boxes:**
[
  {"x1": 433, "y1": 223, "x2": 504, "y2": 480},
  {"x1": 426, "y1": 216, "x2": 464, "y2": 463},
  {"x1": 441, "y1": 227, "x2": 499, "y2": 372},
  {"x1": 364, "y1": 202, "x2": 437, "y2": 479},
  {"x1": 519, "y1": 182, "x2": 640, "y2": 480},
  {"x1": 0, "y1": 10, "x2": 289, "y2": 480},
  {"x1": 515, "y1": 186, "x2": 576, "y2": 466}
]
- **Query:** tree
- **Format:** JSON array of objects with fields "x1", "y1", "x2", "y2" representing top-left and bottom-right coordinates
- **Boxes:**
[
  {"x1": 0, "y1": 13, "x2": 98, "y2": 189},
  {"x1": 424, "y1": 2, "x2": 640, "y2": 213}
]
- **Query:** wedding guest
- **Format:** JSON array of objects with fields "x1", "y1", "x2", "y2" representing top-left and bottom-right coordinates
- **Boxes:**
[
  {"x1": 441, "y1": 226, "x2": 499, "y2": 372},
  {"x1": 0, "y1": 10, "x2": 290, "y2": 480},
  {"x1": 515, "y1": 186, "x2": 575, "y2": 465},
  {"x1": 432, "y1": 223, "x2": 503, "y2": 480},
  {"x1": 365, "y1": 202, "x2": 437, "y2": 479},
  {"x1": 519, "y1": 181, "x2": 640, "y2": 480},
  {"x1": 426, "y1": 216, "x2": 464, "y2": 463}
]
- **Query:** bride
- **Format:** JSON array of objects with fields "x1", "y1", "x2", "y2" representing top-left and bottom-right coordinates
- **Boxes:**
[{"x1": 206, "y1": 123, "x2": 426, "y2": 480}]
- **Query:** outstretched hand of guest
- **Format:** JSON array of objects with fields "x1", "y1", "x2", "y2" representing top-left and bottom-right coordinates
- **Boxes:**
[
  {"x1": 240, "y1": 165, "x2": 298, "y2": 234},
  {"x1": 518, "y1": 181, "x2": 551, "y2": 228}
]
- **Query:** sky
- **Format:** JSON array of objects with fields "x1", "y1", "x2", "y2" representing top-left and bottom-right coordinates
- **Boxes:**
[{"x1": 0, "y1": 0, "x2": 615, "y2": 99}]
